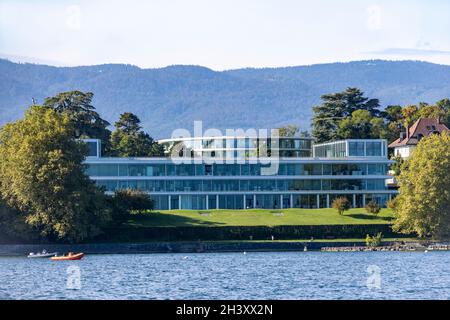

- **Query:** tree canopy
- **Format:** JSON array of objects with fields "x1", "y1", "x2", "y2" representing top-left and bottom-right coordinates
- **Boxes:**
[
  {"x1": 43, "y1": 90, "x2": 112, "y2": 153},
  {"x1": 110, "y1": 112, "x2": 164, "y2": 157},
  {"x1": 392, "y1": 132, "x2": 450, "y2": 238},
  {"x1": 312, "y1": 88, "x2": 381, "y2": 143},
  {"x1": 277, "y1": 124, "x2": 299, "y2": 137},
  {"x1": 311, "y1": 88, "x2": 450, "y2": 144},
  {"x1": 0, "y1": 106, "x2": 111, "y2": 242}
]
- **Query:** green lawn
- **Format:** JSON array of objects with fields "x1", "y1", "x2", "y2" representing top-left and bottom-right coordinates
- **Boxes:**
[{"x1": 125, "y1": 208, "x2": 395, "y2": 227}]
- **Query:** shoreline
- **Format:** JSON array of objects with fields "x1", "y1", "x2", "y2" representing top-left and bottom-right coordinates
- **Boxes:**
[{"x1": 0, "y1": 240, "x2": 433, "y2": 256}]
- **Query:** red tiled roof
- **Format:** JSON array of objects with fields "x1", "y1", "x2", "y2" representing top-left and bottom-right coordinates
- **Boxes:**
[{"x1": 388, "y1": 118, "x2": 450, "y2": 148}]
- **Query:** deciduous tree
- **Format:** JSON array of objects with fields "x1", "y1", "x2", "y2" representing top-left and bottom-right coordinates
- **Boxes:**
[
  {"x1": 277, "y1": 124, "x2": 299, "y2": 137},
  {"x1": 393, "y1": 132, "x2": 450, "y2": 238},
  {"x1": 0, "y1": 106, "x2": 111, "y2": 242}
]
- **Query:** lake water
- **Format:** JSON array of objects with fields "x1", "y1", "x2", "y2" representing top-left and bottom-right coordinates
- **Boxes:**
[{"x1": 0, "y1": 251, "x2": 449, "y2": 300}]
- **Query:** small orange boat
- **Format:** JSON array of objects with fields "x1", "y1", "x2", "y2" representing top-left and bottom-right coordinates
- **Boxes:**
[{"x1": 50, "y1": 252, "x2": 84, "y2": 261}]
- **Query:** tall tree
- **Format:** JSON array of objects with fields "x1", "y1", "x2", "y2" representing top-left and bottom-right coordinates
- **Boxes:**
[
  {"x1": 43, "y1": 91, "x2": 112, "y2": 153},
  {"x1": 0, "y1": 106, "x2": 111, "y2": 242},
  {"x1": 277, "y1": 124, "x2": 299, "y2": 137},
  {"x1": 337, "y1": 110, "x2": 373, "y2": 139},
  {"x1": 401, "y1": 105, "x2": 419, "y2": 127},
  {"x1": 436, "y1": 98, "x2": 450, "y2": 127},
  {"x1": 382, "y1": 105, "x2": 404, "y2": 143},
  {"x1": 110, "y1": 112, "x2": 164, "y2": 157},
  {"x1": 337, "y1": 110, "x2": 388, "y2": 140},
  {"x1": 392, "y1": 132, "x2": 450, "y2": 238},
  {"x1": 0, "y1": 200, "x2": 37, "y2": 243},
  {"x1": 312, "y1": 88, "x2": 381, "y2": 143}
]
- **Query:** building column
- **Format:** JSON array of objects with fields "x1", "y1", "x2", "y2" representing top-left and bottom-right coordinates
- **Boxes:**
[
  {"x1": 243, "y1": 194, "x2": 246, "y2": 209},
  {"x1": 352, "y1": 194, "x2": 356, "y2": 208},
  {"x1": 168, "y1": 195, "x2": 171, "y2": 210},
  {"x1": 290, "y1": 194, "x2": 293, "y2": 208},
  {"x1": 326, "y1": 194, "x2": 330, "y2": 208},
  {"x1": 206, "y1": 195, "x2": 209, "y2": 210},
  {"x1": 280, "y1": 195, "x2": 283, "y2": 209},
  {"x1": 253, "y1": 194, "x2": 257, "y2": 208},
  {"x1": 216, "y1": 194, "x2": 219, "y2": 209},
  {"x1": 178, "y1": 196, "x2": 182, "y2": 210},
  {"x1": 362, "y1": 194, "x2": 366, "y2": 207},
  {"x1": 316, "y1": 194, "x2": 320, "y2": 209}
]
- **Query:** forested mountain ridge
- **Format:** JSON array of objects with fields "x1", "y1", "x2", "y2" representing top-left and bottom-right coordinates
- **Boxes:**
[{"x1": 1, "y1": 59, "x2": 449, "y2": 138}]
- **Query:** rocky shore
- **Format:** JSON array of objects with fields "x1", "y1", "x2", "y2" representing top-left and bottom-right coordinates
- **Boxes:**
[{"x1": 0, "y1": 240, "x2": 395, "y2": 255}]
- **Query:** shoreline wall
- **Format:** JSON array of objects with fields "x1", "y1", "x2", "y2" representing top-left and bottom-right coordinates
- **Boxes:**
[
  {"x1": 96, "y1": 224, "x2": 401, "y2": 242},
  {"x1": 0, "y1": 241, "x2": 399, "y2": 256}
]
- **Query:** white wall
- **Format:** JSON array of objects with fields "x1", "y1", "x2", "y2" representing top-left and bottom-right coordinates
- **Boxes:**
[{"x1": 394, "y1": 146, "x2": 415, "y2": 159}]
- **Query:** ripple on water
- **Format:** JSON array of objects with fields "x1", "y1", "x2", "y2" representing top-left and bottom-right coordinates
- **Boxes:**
[{"x1": 0, "y1": 251, "x2": 449, "y2": 299}]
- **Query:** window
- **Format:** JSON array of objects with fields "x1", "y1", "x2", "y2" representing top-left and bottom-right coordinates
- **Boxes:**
[
  {"x1": 204, "y1": 165, "x2": 213, "y2": 176},
  {"x1": 368, "y1": 164, "x2": 386, "y2": 175},
  {"x1": 95, "y1": 164, "x2": 118, "y2": 176},
  {"x1": 86, "y1": 141, "x2": 99, "y2": 157},
  {"x1": 129, "y1": 165, "x2": 146, "y2": 176},
  {"x1": 348, "y1": 142, "x2": 365, "y2": 156},
  {"x1": 219, "y1": 194, "x2": 244, "y2": 209},
  {"x1": 213, "y1": 164, "x2": 239, "y2": 176},
  {"x1": 348, "y1": 164, "x2": 366, "y2": 175},
  {"x1": 177, "y1": 164, "x2": 194, "y2": 176},
  {"x1": 208, "y1": 195, "x2": 217, "y2": 209},
  {"x1": 366, "y1": 142, "x2": 382, "y2": 156},
  {"x1": 366, "y1": 179, "x2": 386, "y2": 190},
  {"x1": 286, "y1": 164, "x2": 301, "y2": 175},
  {"x1": 304, "y1": 164, "x2": 322, "y2": 175}
]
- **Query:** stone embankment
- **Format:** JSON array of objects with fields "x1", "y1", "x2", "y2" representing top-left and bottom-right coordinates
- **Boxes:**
[{"x1": 321, "y1": 242, "x2": 450, "y2": 252}]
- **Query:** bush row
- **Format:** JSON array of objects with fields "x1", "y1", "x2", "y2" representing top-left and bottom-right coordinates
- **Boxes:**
[{"x1": 97, "y1": 224, "x2": 409, "y2": 242}]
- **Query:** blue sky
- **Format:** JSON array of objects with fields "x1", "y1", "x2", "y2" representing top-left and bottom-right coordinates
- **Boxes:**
[{"x1": 1, "y1": 0, "x2": 450, "y2": 70}]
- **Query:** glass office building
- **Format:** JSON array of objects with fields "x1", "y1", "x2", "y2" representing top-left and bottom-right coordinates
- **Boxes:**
[{"x1": 84, "y1": 137, "x2": 396, "y2": 210}]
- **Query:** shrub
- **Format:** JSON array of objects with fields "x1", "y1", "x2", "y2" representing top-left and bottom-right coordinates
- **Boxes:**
[
  {"x1": 365, "y1": 200, "x2": 381, "y2": 215},
  {"x1": 98, "y1": 225, "x2": 402, "y2": 242},
  {"x1": 110, "y1": 189, "x2": 154, "y2": 222},
  {"x1": 365, "y1": 232, "x2": 383, "y2": 247},
  {"x1": 386, "y1": 197, "x2": 397, "y2": 210},
  {"x1": 331, "y1": 197, "x2": 351, "y2": 215}
]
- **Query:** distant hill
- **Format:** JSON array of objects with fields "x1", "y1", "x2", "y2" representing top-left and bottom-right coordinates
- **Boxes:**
[{"x1": 1, "y1": 59, "x2": 450, "y2": 138}]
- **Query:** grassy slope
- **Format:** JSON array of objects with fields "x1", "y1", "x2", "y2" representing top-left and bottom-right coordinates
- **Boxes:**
[{"x1": 125, "y1": 208, "x2": 395, "y2": 228}]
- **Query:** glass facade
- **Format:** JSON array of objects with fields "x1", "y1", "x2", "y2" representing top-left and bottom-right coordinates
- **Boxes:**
[
  {"x1": 314, "y1": 141, "x2": 347, "y2": 158},
  {"x1": 95, "y1": 178, "x2": 387, "y2": 193},
  {"x1": 87, "y1": 163, "x2": 388, "y2": 177},
  {"x1": 314, "y1": 140, "x2": 387, "y2": 158},
  {"x1": 85, "y1": 138, "x2": 396, "y2": 210},
  {"x1": 159, "y1": 137, "x2": 313, "y2": 159}
]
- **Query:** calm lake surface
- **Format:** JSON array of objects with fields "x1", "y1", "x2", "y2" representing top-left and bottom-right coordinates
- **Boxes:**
[{"x1": 0, "y1": 251, "x2": 449, "y2": 300}]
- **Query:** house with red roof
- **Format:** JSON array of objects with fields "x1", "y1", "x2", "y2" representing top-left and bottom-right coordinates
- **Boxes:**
[{"x1": 388, "y1": 117, "x2": 450, "y2": 159}]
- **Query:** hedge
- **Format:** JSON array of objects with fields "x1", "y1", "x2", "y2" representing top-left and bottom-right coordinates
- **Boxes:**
[{"x1": 96, "y1": 224, "x2": 409, "y2": 242}]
